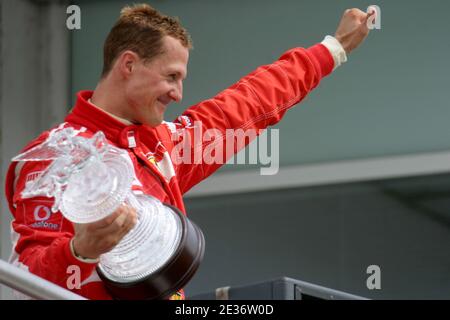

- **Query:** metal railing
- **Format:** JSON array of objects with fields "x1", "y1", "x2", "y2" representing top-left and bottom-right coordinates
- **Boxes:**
[{"x1": 0, "y1": 259, "x2": 86, "y2": 300}]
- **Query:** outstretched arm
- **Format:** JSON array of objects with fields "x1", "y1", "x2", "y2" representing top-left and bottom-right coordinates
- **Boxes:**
[{"x1": 168, "y1": 8, "x2": 373, "y2": 193}]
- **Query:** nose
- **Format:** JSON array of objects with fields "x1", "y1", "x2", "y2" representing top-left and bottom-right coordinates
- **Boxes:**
[{"x1": 169, "y1": 81, "x2": 183, "y2": 103}]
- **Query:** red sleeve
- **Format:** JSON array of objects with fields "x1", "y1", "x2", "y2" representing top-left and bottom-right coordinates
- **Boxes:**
[
  {"x1": 167, "y1": 44, "x2": 334, "y2": 194},
  {"x1": 9, "y1": 160, "x2": 97, "y2": 294}
]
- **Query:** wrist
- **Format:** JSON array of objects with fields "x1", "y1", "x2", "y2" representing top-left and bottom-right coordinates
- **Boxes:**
[
  {"x1": 334, "y1": 34, "x2": 350, "y2": 53},
  {"x1": 70, "y1": 237, "x2": 100, "y2": 264}
]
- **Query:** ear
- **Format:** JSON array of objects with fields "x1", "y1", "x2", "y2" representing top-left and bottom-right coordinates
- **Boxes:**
[{"x1": 117, "y1": 50, "x2": 140, "y2": 78}]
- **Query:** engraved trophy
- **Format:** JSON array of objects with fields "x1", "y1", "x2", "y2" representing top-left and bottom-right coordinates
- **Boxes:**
[{"x1": 13, "y1": 127, "x2": 205, "y2": 299}]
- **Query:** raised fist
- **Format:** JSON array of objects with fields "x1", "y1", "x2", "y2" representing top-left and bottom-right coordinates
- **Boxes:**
[{"x1": 334, "y1": 8, "x2": 375, "y2": 54}]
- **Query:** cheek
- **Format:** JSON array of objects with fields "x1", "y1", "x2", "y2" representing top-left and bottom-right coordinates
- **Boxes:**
[{"x1": 127, "y1": 80, "x2": 152, "y2": 104}]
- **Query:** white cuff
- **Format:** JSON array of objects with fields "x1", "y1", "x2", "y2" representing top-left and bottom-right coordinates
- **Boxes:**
[{"x1": 321, "y1": 35, "x2": 348, "y2": 71}]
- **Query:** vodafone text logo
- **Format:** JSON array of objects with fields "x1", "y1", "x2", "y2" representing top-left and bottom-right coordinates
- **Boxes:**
[{"x1": 30, "y1": 205, "x2": 59, "y2": 230}]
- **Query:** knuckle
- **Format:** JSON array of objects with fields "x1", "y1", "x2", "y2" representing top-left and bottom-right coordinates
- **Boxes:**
[
  {"x1": 115, "y1": 205, "x2": 125, "y2": 214},
  {"x1": 103, "y1": 215, "x2": 116, "y2": 226},
  {"x1": 347, "y1": 8, "x2": 359, "y2": 17},
  {"x1": 112, "y1": 219, "x2": 124, "y2": 229},
  {"x1": 128, "y1": 221, "x2": 137, "y2": 231}
]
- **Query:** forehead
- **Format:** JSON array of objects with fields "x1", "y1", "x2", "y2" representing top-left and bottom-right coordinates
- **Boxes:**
[{"x1": 151, "y1": 36, "x2": 189, "y2": 76}]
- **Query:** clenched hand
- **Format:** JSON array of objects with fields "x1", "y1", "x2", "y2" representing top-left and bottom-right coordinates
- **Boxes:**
[
  {"x1": 72, "y1": 205, "x2": 138, "y2": 260},
  {"x1": 335, "y1": 8, "x2": 375, "y2": 54}
]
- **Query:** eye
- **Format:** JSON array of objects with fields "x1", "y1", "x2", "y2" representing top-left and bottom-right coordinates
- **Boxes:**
[{"x1": 168, "y1": 74, "x2": 177, "y2": 81}]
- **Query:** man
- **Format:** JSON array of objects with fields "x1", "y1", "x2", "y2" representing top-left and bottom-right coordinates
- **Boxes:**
[{"x1": 5, "y1": 4, "x2": 372, "y2": 299}]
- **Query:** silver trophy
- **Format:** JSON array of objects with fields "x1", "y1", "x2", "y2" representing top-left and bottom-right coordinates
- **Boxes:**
[{"x1": 13, "y1": 127, "x2": 205, "y2": 299}]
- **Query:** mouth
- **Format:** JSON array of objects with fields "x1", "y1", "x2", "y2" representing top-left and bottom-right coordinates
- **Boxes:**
[{"x1": 157, "y1": 96, "x2": 171, "y2": 108}]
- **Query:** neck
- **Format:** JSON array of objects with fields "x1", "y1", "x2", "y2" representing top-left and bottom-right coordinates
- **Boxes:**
[{"x1": 91, "y1": 76, "x2": 131, "y2": 122}]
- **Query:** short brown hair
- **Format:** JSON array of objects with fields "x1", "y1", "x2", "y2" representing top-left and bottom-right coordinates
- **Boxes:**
[{"x1": 101, "y1": 4, "x2": 192, "y2": 77}]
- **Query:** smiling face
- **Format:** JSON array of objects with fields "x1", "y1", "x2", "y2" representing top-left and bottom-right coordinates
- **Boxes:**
[{"x1": 123, "y1": 36, "x2": 189, "y2": 126}]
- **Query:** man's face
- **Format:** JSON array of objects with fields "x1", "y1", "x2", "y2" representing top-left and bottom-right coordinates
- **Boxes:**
[{"x1": 124, "y1": 36, "x2": 189, "y2": 126}]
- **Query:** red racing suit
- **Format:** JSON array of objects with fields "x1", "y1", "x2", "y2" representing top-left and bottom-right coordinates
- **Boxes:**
[{"x1": 5, "y1": 44, "x2": 334, "y2": 299}]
